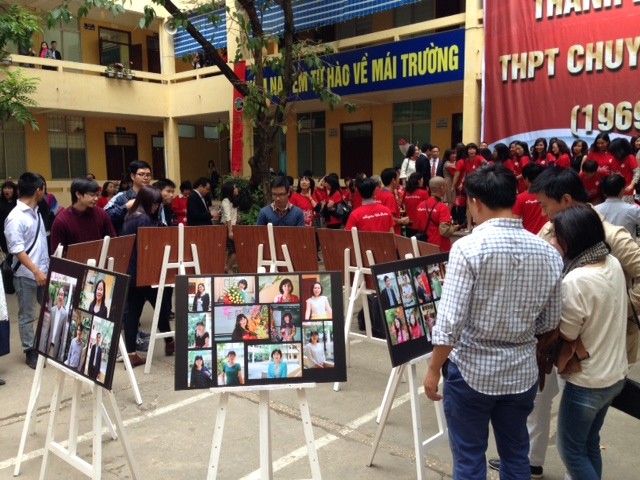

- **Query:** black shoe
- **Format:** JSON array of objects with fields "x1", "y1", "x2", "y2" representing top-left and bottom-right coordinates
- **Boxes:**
[
  {"x1": 25, "y1": 349, "x2": 38, "y2": 369},
  {"x1": 487, "y1": 459, "x2": 543, "y2": 479},
  {"x1": 0, "y1": 378, "x2": 5, "y2": 385},
  {"x1": 488, "y1": 458, "x2": 500, "y2": 471},
  {"x1": 530, "y1": 465, "x2": 543, "y2": 479}
]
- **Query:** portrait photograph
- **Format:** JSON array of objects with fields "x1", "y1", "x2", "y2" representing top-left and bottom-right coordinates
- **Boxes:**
[
  {"x1": 189, "y1": 277, "x2": 212, "y2": 312},
  {"x1": 302, "y1": 322, "x2": 334, "y2": 369},
  {"x1": 376, "y1": 273, "x2": 401, "y2": 311},
  {"x1": 213, "y1": 304, "x2": 270, "y2": 342},
  {"x1": 216, "y1": 343, "x2": 245, "y2": 386},
  {"x1": 384, "y1": 307, "x2": 410, "y2": 346},
  {"x1": 397, "y1": 270, "x2": 417, "y2": 308},
  {"x1": 301, "y1": 274, "x2": 333, "y2": 320},
  {"x1": 78, "y1": 269, "x2": 116, "y2": 319},
  {"x1": 428, "y1": 263, "x2": 447, "y2": 300},
  {"x1": 270, "y1": 305, "x2": 301, "y2": 342},
  {"x1": 213, "y1": 276, "x2": 255, "y2": 305},
  {"x1": 405, "y1": 306, "x2": 426, "y2": 341},
  {"x1": 188, "y1": 313, "x2": 212, "y2": 349},
  {"x1": 412, "y1": 267, "x2": 432, "y2": 301},
  {"x1": 258, "y1": 275, "x2": 301, "y2": 304},
  {"x1": 37, "y1": 271, "x2": 78, "y2": 360},
  {"x1": 188, "y1": 349, "x2": 215, "y2": 389},
  {"x1": 246, "y1": 343, "x2": 303, "y2": 380},
  {"x1": 84, "y1": 317, "x2": 115, "y2": 385},
  {"x1": 63, "y1": 310, "x2": 91, "y2": 374},
  {"x1": 421, "y1": 303, "x2": 437, "y2": 341}
]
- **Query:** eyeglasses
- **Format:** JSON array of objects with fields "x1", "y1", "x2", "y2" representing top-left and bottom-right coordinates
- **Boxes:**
[
  {"x1": 272, "y1": 192, "x2": 288, "y2": 198},
  {"x1": 83, "y1": 192, "x2": 99, "y2": 198},
  {"x1": 136, "y1": 172, "x2": 152, "y2": 179}
]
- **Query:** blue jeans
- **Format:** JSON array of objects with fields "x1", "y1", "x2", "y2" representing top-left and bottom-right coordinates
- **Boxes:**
[
  {"x1": 443, "y1": 361, "x2": 537, "y2": 480},
  {"x1": 13, "y1": 276, "x2": 45, "y2": 351},
  {"x1": 557, "y1": 379, "x2": 625, "y2": 480}
]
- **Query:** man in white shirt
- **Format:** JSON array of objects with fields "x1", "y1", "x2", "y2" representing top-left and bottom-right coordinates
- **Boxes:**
[
  {"x1": 5, "y1": 172, "x2": 50, "y2": 369},
  {"x1": 595, "y1": 173, "x2": 640, "y2": 239}
]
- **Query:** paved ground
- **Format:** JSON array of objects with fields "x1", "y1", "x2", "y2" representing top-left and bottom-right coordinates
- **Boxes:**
[{"x1": 1, "y1": 292, "x2": 639, "y2": 479}]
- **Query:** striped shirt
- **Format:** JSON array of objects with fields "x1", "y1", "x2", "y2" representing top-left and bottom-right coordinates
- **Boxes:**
[{"x1": 432, "y1": 218, "x2": 563, "y2": 395}]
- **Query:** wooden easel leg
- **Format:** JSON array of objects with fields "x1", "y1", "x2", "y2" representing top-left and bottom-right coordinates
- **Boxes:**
[
  {"x1": 408, "y1": 363, "x2": 427, "y2": 480},
  {"x1": 259, "y1": 390, "x2": 273, "y2": 480},
  {"x1": 120, "y1": 335, "x2": 143, "y2": 405},
  {"x1": 207, "y1": 392, "x2": 229, "y2": 480},
  {"x1": 14, "y1": 355, "x2": 46, "y2": 476},
  {"x1": 39, "y1": 369, "x2": 66, "y2": 480},
  {"x1": 106, "y1": 390, "x2": 142, "y2": 480},
  {"x1": 297, "y1": 388, "x2": 322, "y2": 480},
  {"x1": 376, "y1": 366, "x2": 401, "y2": 424},
  {"x1": 144, "y1": 245, "x2": 171, "y2": 375},
  {"x1": 100, "y1": 402, "x2": 117, "y2": 441},
  {"x1": 92, "y1": 387, "x2": 102, "y2": 480},
  {"x1": 68, "y1": 379, "x2": 82, "y2": 456},
  {"x1": 367, "y1": 365, "x2": 404, "y2": 467},
  {"x1": 334, "y1": 269, "x2": 362, "y2": 392}
]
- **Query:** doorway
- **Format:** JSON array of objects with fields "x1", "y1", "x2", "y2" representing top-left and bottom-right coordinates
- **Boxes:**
[
  {"x1": 151, "y1": 135, "x2": 166, "y2": 178},
  {"x1": 340, "y1": 122, "x2": 372, "y2": 179},
  {"x1": 105, "y1": 133, "x2": 138, "y2": 180}
]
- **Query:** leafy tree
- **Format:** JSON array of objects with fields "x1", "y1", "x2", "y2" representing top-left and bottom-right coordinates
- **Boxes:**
[
  {"x1": 52, "y1": 0, "x2": 352, "y2": 199},
  {"x1": 0, "y1": 3, "x2": 42, "y2": 130}
]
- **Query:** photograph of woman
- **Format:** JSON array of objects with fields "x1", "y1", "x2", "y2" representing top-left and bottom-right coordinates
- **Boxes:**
[
  {"x1": 192, "y1": 282, "x2": 210, "y2": 312},
  {"x1": 267, "y1": 349, "x2": 288, "y2": 378},
  {"x1": 391, "y1": 315, "x2": 409, "y2": 345},
  {"x1": 237, "y1": 279, "x2": 252, "y2": 303},
  {"x1": 88, "y1": 279, "x2": 108, "y2": 318},
  {"x1": 194, "y1": 321, "x2": 210, "y2": 348},
  {"x1": 407, "y1": 311, "x2": 424, "y2": 340},
  {"x1": 304, "y1": 331, "x2": 326, "y2": 368},
  {"x1": 305, "y1": 282, "x2": 332, "y2": 320},
  {"x1": 399, "y1": 274, "x2": 416, "y2": 307},
  {"x1": 274, "y1": 278, "x2": 299, "y2": 303},
  {"x1": 279, "y1": 312, "x2": 297, "y2": 341},
  {"x1": 231, "y1": 313, "x2": 255, "y2": 341},
  {"x1": 190, "y1": 355, "x2": 213, "y2": 388},
  {"x1": 222, "y1": 350, "x2": 244, "y2": 385}
]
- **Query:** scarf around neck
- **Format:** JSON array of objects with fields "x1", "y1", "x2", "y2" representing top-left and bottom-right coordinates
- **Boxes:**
[{"x1": 563, "y1": 240, "x2": 610, "y2": 276}]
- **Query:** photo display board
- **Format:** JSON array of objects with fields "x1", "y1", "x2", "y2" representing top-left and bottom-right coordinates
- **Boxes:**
[
  {"x1": 371, "y1": 253, "x2": 449, "y2": 368},
  {"x1": 35, "y1": 257, "x2": 130, "y2": 390},
  {"x1": 175, "y1": 272, "x2": 346, "y2": 390}
]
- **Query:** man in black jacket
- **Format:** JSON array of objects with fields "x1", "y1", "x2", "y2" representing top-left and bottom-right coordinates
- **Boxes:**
[{"x1": 187, "y1": 177, "x2": 215, "y2": 226}]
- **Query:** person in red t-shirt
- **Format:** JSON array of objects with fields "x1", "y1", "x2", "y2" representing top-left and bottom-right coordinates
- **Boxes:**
[
  {"x1": 376, "y1": 168, "x2": 410, "y2": 234},
  {"x1": 579, "y1": 159, "x2": 604, "y2": 205},
  {"x1": 513, "y1": 163, "x2": 547, "y2": 234},
  {"x1": 608, "y1": 138, "x2": 640, "y2": 202},
  {"x1": 413, "y1": 177, "x2": 460, "y2": 252},
  {"x1": 548, "y1": 139, "x2": 572, "y2": 169},
  {"x1": 350, "y1": 172, "x2": 367, "y2": 211},
  {"x1": 403, "y1": 172, "x2": 430, "y2": 237},
  {"x1": 346, "y1": 177, "x2": 394, "y2": 232},
  {"x1": 531, "y1": 138, "x2": 550, "y2": 167},
  {"x1": 289, "y1": 175, "x2": 320, "y2": 227},
  {"x1": 171, "y1": 180, "x2": 191, "y2": 225},
  {"x1": 321, "y1": 174, "x2": 344, "y2": 229},
  {"x1": 587, "y1": 132, "x2": 615, "y2": 177}
]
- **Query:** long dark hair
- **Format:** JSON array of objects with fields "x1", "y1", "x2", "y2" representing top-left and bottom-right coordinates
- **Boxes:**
[
  {"x1": 553, "y1": 205, "x2": 605, "y2": 260},
  {"x1": 0, "y1": 180, "x2": 17, "y2": 204},
  {"x1": 405, "y1": 172, "x2": 423, "y2": 194},
  {"x1": 296, "y1": 175, "x2": 316, "y2": 194},
  {"x1": 125, "y1": 186, "x2": 162, "y2": 222},
  {"x1": 531, "y1": 138, "x2": 548, "y2": 161},
  {"x1": 101, "y1": 181, "x2": 114, "y2": 198},
  {"x1": 220, "y1": 181, "x2": 238, "y2": 207}
]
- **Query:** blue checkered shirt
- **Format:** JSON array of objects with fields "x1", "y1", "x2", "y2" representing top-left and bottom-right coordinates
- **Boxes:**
[{"x1": 432, "y1": 218, "x2": 563, "y2": 395}]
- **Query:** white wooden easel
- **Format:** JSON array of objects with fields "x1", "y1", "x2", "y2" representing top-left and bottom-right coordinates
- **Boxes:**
[
  {"x1": 367, "y1": 354, "x2": 447, "y2": 480},
  {"x1": 145, "y1": 223, "x2": 201, "y2": 373},
  {"x1": 333, "y1": 227, "x2": 385, "y2": 392},
  {"x1": 256, "y1": 223, "x2": 295, "y2": 272},
  {"x1": 37, "y1": 360, "x2": 141, "y2": 479},
  {"x1": 207, "y1": 384, "x2": 321, "y2": 480},
  {"x1": 14, "y1": 241, "x2": 142, "y2": 476}
]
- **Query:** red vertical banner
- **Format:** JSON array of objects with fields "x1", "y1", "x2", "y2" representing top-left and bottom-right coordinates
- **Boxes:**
[{"x1": 231, "y1": 61, "x2": 246, "y2": 174}]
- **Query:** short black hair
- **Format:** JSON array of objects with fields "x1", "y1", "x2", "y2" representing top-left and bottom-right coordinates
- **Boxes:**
[
  {"x1": 529, "y1": 167, "x2": 588, "y2": 203},
  {"x1": 521, "y1": 163, "x2": 544, "y2": 183},
  {"x1": 421, "y1": 143, "x2": 432, "y2": 153},
  {"x1": 380, "y1": 168, "x2": 397, "y2": 187},
  {"x1": 464, "y1": 164, "x2": 517, "y2": 209},
  {"x1": 237, "y1": 279, "x2": 248, "y2": 288},
  {"x1": 17, "y1": 172, "x2": 45, "y2": 198},
  {"x1": 271, "y1": 176, "x2": 290, "y2": 190},
  {"x1": 179, "y1": 181, "x2": 192, "y2": 193},
  {"x1": 193, "y1": 177, "x2": 210, "y2": 189},
  {"x1": 601, "y1": 174, "x2": 626, "y2": 197},
  {"x1": 581, "y1": 159, "x2": 598, "y2": 173},
  {"x1": 492, "y1": 143, "x2": 510, "y2": 163},
  {"x1": 153, "y1": 178, "x2": 176, "y2": 190},
  {"x1": 357, "y1": 177, "x2": 379, "y2": 199},
  {"x1": 553, "y1": 204, "x2": 605, "y2": 260},
  {"x1": 128, "y1": 160, "x2": 152, "y2": 176},
  {"x1": 608, "y1": 138, "x2": 633, "y2": 161},
  {"x1": 71, "y1": 178, "x2": 100, "y2": 204}
]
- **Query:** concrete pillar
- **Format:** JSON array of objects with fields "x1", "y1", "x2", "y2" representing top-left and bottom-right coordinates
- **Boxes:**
[
  {"x1": 160, "y1": 18, "x2": 176, "y2": 75},
  {"x1": 164, "y1": 117, "x2": 181, "y2": 182},
  {"x1": 462, "y1": 0, "x2": 483, "y2": 143}
]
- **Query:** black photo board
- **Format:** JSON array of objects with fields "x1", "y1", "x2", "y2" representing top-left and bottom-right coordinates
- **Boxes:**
[
  {"x1": 371, "y1": 253, "x2": 449, "y2": 368},
  {"x1": 175, "y1": 272, "x2": 347, "y2": 390},
  {"x1": 35, "y1": 257, "x2": 130, "y2": 390}
]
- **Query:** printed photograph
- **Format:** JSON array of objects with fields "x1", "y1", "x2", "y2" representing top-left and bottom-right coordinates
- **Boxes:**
[
  {"x1": 259, "y1": 275, "x2": 301, "y2": 304},
  {"x1": 246, "y1": 343, "x2": 303, "y2": 380},
  {"x1": 302, "y1": 274, "x2": 333, "y2": 320},
  {"x1": 216, "y1": 343, "x2": 245, "y2": 386},
  {"x1": 376, "y1": 273, "x2": 401, "y2": 311},
  {"x1": 302, "y1": 322, "x2": 334, "y2": 369},
  {"x1": 214, "y1": 276, "x2": 255, "y2": 305},
  {"x1": 428, "y1": 263, "x2": 447, "y2": 300},
  {"x1": 78, "y1": 269, "x2": 116, "y2": 319},
  {"x1": 189, "y1": 277, "x2": 212, "y2": 312},
  {"x1": 397, "y1": 270, "x2": 417, "y2": 308},
  {"x1": 84, "y1": 316, "x2": 115, "y2": 385},
  {"x1": 412, "y1": 267, "x2": 433, "y2": 303},
  {"x1": 421, "y1": 303, "x2": 437, "y2": 341},
  {"x1": 213, "y1": 304, "x2": 270, "y2": 342},
  {"x1": 384, "y1": 307, "x2": 410, "y2": 345},
  {"x1": 405, "y1": 306, "x2": 426, "y2": 341},
  {"x1": 188, "y1": 313, "x2": 212, "y2": 348},
  {"x1": 188, "y1": 350, "x2": 215, "y2": 389},
  {"x1": 63, "y1": 311, "x2": 92, "y2": 374},
  {"x1": 38, "y1": 271, "x2": 78, "y2": 360},
  {"x1": 270, "y1": 305, "x2": 302, "y2": 342}
]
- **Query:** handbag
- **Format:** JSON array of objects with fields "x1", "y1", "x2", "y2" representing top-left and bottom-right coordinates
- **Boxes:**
[
  {"x1": 1, "y1": 212, "x2": 42, "y2": 295},
  {"x1": 0, "y1": 318, "x2": 9, "y2": 356},
  {"x1": 611, "y1": 378, "x2": 640, "y2": 420}
]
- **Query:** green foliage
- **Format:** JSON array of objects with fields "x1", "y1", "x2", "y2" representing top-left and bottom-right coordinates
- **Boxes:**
[
  {"x1": 0, "y1": 68, "x2": 39, "y2": 130},
  {"x1": 215, "y1": 174, "x2": 265, "y2": 223},
  {"x1": 0, "y1": 3, "x2": 43, "y2": 54}
]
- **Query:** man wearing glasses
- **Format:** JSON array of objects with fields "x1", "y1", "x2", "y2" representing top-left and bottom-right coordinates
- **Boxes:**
[
  {"x1": 50, "y1": 178, "x2": 116, "y2": 255},
  {"x1": 105, "y1": 160, "x2": 152, "y2": 234},
  {"x1": 256, "y1": 176, "x2": 305, "y2": 226}
]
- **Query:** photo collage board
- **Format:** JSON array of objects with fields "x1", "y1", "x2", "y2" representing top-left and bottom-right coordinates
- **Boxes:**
[
  {"x1": 371, "y1": 252, "x2": 449, "y2": 368},
  {"x1": 35, "y1": 257, "x2": 130, "y2": 390},
  {"x1": 175, "y1": 272, "x2": 346, "y2": 390}
]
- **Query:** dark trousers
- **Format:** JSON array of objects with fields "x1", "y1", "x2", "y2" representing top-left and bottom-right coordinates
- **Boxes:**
[{"x1": 124, "y1": 285, "x2": 172, "y2": 353}]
